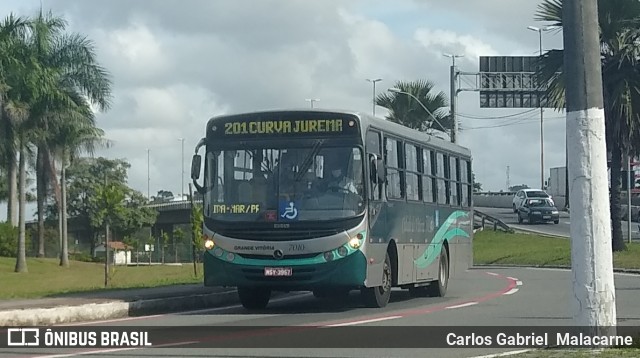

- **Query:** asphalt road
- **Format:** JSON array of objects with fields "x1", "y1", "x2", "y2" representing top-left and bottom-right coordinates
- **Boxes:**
[
  {"x1": 4, "y1": 268, "x2": 640, "y2": 358},
  {"x1": 476, "y1": 206, "x2": 640, "y2": 240}
]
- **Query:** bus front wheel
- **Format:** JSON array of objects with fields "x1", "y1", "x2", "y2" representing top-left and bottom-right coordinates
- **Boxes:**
[
  {"x1": 361, "y1": 253, "x2": 392, "y2": 308},
  {"x1": 237, "y1": 286, "x2": 271, "y2": 310}
]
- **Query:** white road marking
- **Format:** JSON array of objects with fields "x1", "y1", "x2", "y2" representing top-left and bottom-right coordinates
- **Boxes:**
[
  {"x1": 470, "y1": 349, "x2": 536, "y2": 358},
  {"x1": 486, "y1": 272, "x2": 499, "y2": 276},
  {"x1": 445, "y1": 302, "x2": 478, "y2": 309},
  {"x1": 503, "y1": 288, "x2": 519, "y2": 295},
  {"x1": 323, "y1": 315, "x2": 402, "y2": 327},
  {"x1": 516, "y1": 280, "x2": 523, "y2": 286}
]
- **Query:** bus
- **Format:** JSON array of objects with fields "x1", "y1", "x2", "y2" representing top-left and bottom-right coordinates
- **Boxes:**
[{"x1": 190, "y1": 109, "x2": 473, "y2": 309}]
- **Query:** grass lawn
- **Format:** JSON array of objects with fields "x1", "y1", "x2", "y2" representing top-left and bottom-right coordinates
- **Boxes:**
[
  {"x1": 473, "y1": 230, "x2": 640, "y2": 269},
  {"x1": 511, "y1": 349, "x2": 640, "y2": 357},
  {"x1": 0, "y1": 257, "x2": 202, "y2": 299}
]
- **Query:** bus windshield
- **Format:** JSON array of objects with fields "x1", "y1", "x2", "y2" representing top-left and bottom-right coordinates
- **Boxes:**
[{"x1": 203, "y1": 142, "x2": 365, "y2": 222}]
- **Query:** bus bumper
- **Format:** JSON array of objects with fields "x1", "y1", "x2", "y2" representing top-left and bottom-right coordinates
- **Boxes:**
[{"x1": 203, "y1": 250, "x2": 367, "y2": 290}]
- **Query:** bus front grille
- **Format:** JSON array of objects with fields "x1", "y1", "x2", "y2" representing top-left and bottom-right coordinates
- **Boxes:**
[{"x1": 236, "y1": 253, "x2": 319, "y2": 260}]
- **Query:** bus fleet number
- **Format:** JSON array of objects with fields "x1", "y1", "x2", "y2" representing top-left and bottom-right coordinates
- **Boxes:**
[{"x1": 288, "y1": 244, "x2": 305, "y2": 252}]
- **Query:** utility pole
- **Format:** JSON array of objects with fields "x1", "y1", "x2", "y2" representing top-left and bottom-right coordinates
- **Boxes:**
[
  {"x1": 366, "y1": 78, "x2": 382, "y2": 116},
  {"x1": 563, "y1": 0, "x2": 616, "y2": 333},
  {"x1": 178, "y1": 138, "x2": 185, "y2": 199},
  {"x1": 146, "y1": 148, "x2": 150, "y2": 200},
  {"x1": 506, "y1": 166, "x2": 510, "y2": 191},
  {"x1": 104, "y1": 173, "x2": 110, "y2": 288},
  {"x1": 444, "y1": 54, "x2": 463, "y2": 144},
  {"x1": 528, "y1": 26, "x2": 553, "y2": 189}
]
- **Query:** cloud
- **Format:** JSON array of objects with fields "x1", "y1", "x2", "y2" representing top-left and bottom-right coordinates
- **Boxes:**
[{"x1": 0, "y1": 0, "x2": 572, "y2": 221}]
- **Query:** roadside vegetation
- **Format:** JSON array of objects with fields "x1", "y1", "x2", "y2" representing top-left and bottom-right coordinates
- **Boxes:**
[{"x1": 474, "y1": 230, "x2": 640, "y2": 269}]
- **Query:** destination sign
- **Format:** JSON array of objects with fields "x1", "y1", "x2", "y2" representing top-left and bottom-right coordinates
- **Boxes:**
[
  {"x1": 210, "y1": 117, "x2": 359, "y2": 137},
  {"x1": 212, "y1": 204, "x2": 261, "y2": 214}
]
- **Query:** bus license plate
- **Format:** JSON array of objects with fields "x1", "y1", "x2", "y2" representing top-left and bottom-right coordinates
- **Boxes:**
[{"x1": 264, "y1": 267, "x2": 292, "y2": 277}]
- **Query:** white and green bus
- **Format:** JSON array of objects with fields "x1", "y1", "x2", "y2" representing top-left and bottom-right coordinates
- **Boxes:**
[{"x1": 190, "y1": 109, "x2": 473, "y2": 309}]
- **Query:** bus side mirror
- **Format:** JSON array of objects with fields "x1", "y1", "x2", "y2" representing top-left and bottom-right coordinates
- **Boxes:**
[
  {"x1": 376, "y1": 158, "x2": 385, "y2": 183},
  {"x1": 191, "y1": 154, "x2": 202, "y2": 180},
  {"x1": 369, "y1": 154, "x2": 386, "y2": 184}
]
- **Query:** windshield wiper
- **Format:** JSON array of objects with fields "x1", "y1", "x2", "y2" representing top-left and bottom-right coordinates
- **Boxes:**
[{"x1": 295, "y1": 139, "x2": 324, "y2": 181}]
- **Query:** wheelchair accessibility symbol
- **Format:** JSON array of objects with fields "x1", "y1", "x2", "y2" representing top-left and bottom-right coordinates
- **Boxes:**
[{"x1": 279, "y1": 201, "x2": 298, "y2": 220}]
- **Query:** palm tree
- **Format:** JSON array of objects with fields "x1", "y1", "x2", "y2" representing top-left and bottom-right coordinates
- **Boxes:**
[
  {"x1": 0, "y1": 15, "x2": 31, "y2": 229},
  {"x1": 375, "y1": 79, "x2": 450, "y2": 135},
  {"x1": 535, "y1": 0, "x2": 640, "y2": 251},
  {"x1": 23, "y1": 10, "x2": 112, "y2": 260},
  {"x1": 49, "y1": 111, "x2": 110, "y2": 267}
]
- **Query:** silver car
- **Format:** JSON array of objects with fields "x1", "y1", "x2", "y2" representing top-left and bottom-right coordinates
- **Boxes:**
[{"x1": 512, "y1": 189, "x2": 553, "y2": 212}]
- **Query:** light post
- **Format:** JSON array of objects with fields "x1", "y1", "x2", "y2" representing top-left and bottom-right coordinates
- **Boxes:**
[
  {"x1": 388, "y1": 88, "x2": 449, "y2": 138},
  {"x1": 146, "y1": 148, "x2": 150, "y2": 200},
  {"x1": 443, "y1": 53, "x2": 463, "y2": 144},
  {"x1": 305, "y1": 98, "x2": 320, "y2": 108},
  {"x1": 178, "y1": 138, "x2": 185, "y2": 200},
  {"x1": 528, "y1": 25, "x2": 554, "y2": 189},
  {"x1": 366, "y1": 78, "x2": 382, "y2": 116}
]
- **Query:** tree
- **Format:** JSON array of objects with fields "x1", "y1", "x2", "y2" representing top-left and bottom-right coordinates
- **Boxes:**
[
  {"x1": 375, "y1": 79, "x2": 450, "y2": 134},
  {"x1": 535, "y1": 0, "x2": 640, "y2": 251},
  {"x1": 472, "y1": 173, "x2": 483, "y2": 192},
  {"x1": 20, "y1": 10, "x2": 112, "y2": 262},
  {"x1": 47, "y1": 157, "x2": 155, "y2": 256}
]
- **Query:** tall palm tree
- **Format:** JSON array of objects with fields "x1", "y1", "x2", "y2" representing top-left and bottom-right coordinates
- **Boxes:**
[
  {"x1": 535, "y1": 0, "x2": 640, "y2": 251},
  {"x1": 23, "y1": 10, "x2": 112, "y2": 259},
  {"x1": 375, "y1": 79, "x2": 450, "y2": 135},
  {"x1": 48, "y1": 106, "x2": 110, "y2": 267},
  {"x1": 0, "y1": 14, "x2": 31, "y2": 229}
]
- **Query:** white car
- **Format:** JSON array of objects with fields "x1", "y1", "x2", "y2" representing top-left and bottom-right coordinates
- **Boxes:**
[{"x1": 512, "y1": 189, "x2": 553, "y2": 212}]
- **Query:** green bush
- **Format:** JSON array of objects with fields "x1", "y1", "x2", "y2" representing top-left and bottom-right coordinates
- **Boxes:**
[{"x1": 0, "y1": 222, "x2": 18, "y2": 257}]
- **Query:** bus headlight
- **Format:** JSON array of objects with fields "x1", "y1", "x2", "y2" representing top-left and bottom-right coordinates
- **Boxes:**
[
  {"x1": 204, "y1": 239, "x2": 215, "y2": 250},
  {"x1": 348, "y1": 236, "x2": 362, "y2": 249}
]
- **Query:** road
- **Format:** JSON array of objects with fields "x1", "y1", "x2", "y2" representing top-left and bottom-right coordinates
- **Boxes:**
[
  {"x1": 4, "y1": 268, "x2": 640, "y2": 358},
  {"x1": 477, "y1": 206, "x2": 640, "y2": 240}
]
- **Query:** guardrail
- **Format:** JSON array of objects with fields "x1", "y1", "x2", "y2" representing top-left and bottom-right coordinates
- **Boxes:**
[{"x1": 473, "y1": 209, "x2": 514, "y2": 233}]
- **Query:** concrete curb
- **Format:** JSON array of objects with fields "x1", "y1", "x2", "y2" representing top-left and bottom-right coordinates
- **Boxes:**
[
  {"x1": 0, "y1": 289, "x2": 239, "y2": 327},
  {"x1": 473, "y1": 264, "x2": 640, "y2": 275}
]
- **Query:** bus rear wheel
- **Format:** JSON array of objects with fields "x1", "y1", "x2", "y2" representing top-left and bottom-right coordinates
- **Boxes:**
[
  {"x1": 237, "y1": 286, "x2": 271, "y2": 310},
  {"x1": 426, "y1": 247, "x2": 449, "y2": 297},
  {"x1": 361, "y1": 253, "x2": 392, "y2": 308}
]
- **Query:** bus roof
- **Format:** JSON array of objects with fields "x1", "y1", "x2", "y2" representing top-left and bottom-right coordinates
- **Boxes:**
[{"x1": 205, "y1": 108, "x2": 472, "y2": 158}]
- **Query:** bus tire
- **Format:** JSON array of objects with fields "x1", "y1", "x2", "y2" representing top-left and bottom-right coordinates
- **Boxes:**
[
  {"x1": 426, "y1": 247, "x2": 449, "y2": 297},
  {"x1": 237, "y1": 286, "x2": 271, "y2": 310},
  {"x1": 360, "y1": 253, "x2": 392, "y2": 308}
]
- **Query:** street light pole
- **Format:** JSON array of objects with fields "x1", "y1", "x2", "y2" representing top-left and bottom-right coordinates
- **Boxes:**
[
  {"x1": 443, "y1": 54, "x2": 463, "y2": 144},
  {"x1": 528, "y1": 25, "x2": 553, "y2": 189},
  {"x1": 178, "y1": 138, "x2": 185, "y2": 200},
  {"x1": 146, "y1": 148, "x2": 150, "y2": 200},
  {"x1": 305, "y1": 98, "x2": 320, "y2": 108},
  {"x1": 366, "y1": 78, "x2": 382, "y2": 116},
  {"x1": 387, "y1": 88, "x2": 448, "y2": 137}
]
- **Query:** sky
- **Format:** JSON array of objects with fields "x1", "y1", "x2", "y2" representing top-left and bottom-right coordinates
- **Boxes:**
[{"x1": 0, "y1": 0, "x2": 568, "y2": 220}]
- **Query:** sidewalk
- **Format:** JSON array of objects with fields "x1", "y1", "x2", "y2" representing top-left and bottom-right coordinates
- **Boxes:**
[{"x1": 0, "y1": 284, "x2": 238, "y2": 326}]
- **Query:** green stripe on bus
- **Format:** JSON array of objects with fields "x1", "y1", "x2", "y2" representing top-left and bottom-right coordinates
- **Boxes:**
[{"x1": 414, "y1": 210, "x2": 469, "y2": 269}]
